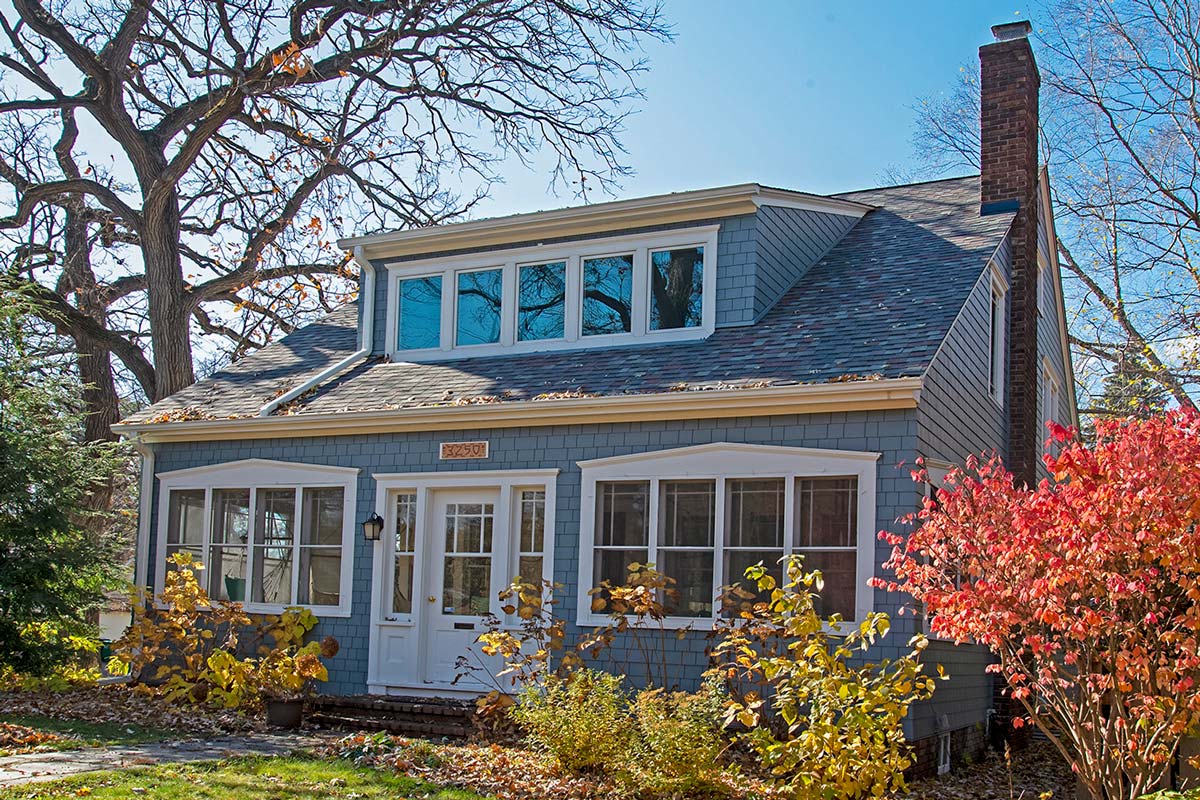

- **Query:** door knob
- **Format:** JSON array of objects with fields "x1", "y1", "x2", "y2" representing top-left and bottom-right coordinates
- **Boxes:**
[{"x1": 427, "y1": 595, "x2": 437, "y2": 603}]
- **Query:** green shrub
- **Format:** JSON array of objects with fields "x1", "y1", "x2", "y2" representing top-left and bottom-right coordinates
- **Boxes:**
[
  {"x1": 628, "y1": 678, "x2": 730, "y2": 796},
  {"x1": 708, "y1": 555, "x2": 942, "y2": 799},
  {"x1": 1140, "y1": 792, "x2": 1200, "y2": 799},
  {"x1": 510, "y1": 668, "x2": 633, "y2": 774}
]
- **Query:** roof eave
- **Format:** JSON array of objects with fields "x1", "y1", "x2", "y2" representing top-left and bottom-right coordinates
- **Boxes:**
[
  {"x1": 113, "y1": 377, "x2": 922, "y2": 444},
  {"x1": 338, "y1": 184, "x2": 873, "y2": 260}
]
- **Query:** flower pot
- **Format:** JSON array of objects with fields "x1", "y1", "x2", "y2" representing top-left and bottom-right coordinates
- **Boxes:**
[{"x1": 266, "y1": 698, "x2": 304, "y2": 729}]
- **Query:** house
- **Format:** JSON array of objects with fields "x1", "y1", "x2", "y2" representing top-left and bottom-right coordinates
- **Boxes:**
[{"x1": 114, "y1": 21, "x2": 1076, "y2": 769}]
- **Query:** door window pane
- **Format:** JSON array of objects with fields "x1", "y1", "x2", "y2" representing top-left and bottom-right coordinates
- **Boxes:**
[
  {"x1": 165, "y1": 489, "x2": 206, "y2": 572},
  {"x1": 392, "y1": 493, "x2": 417, "y2": 615},
  {"x1": 298, "y1": 488, "x2": 343, "y2": 606},
  {"x1": 515, "y1": 489, "x2": 547, "y2": 602},
  {"x1": 456, "y1": 268, "x2": 503, "y2": 346},
  {"x1": 398, "y1": 275, "x2": 442, "y2": 350},
  {"x1": 443, "y1": 502, "x2": 495, "y2": 615},
  {"x1": 253, "y1": 488, "x2": 296, "y2": 605},
  {"x1": 210, "y1": 489, "x2": 250, "y2": 602},
  {"x1": 518, "y1": 262, "x2": 566, "y2": 341},
  {"x1": 650, "y1": 246, "x2": 704, "y2": 330},
  {"x1": 582, "y1": 255, "x2": 633, "y2": 336}
]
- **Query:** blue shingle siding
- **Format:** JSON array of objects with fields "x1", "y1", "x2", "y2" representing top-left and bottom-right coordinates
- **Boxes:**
[
  {"x1": 359, "y1": 207, "x2": 858, "y2": 348},
  {"x1": 370, "y1": 260, "x2": 388, "y2": 354},
  {"x1": 918, "y1": 234, "x2": 1011, "y2": 466},
  {"x1": 912, "y1": 232, "x2": 1015, "y2": 739},
  {"x1": 1035, "y1": 204, "x2": 1072, "y2": 480},
  {"x1": 749, "y1": 206, "x2": 860, "y2": 323},
  {"x1": 145, "y1": 409, "x2": 925, "y2": 700}
]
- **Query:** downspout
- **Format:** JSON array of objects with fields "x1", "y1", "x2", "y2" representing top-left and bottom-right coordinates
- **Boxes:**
[
  {"x1": 132, "y1": 437, "x2": 154, "y2": 590},
  {"x1": 257, "y1": 246, "x2": 376, "y2": 417}
]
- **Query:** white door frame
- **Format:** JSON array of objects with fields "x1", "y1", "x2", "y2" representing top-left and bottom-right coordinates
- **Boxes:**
[{"x1": 367, "y1": 469, "x2": 558, "y2": 696}]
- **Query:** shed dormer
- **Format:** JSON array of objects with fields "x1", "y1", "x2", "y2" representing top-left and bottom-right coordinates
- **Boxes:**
[{"x1": 339, "y1": 184, "x2": 870, "y2": 362}]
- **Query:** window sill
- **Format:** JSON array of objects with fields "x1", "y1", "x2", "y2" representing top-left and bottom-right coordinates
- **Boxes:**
[
  {"x1": 153, "y1": 600, "x2": 352, "y2": 619},
  {"x1": 575, "y1": 613, "x2": 868, "y2": 634}
]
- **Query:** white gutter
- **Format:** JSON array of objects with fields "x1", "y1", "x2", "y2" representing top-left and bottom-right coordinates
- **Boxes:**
[
  {"x1": 132, "y1": 439, "x2": 154, "y2": 589},
  {"x1": 257, "y1": 246, "x2": 376, "y2": 417}
]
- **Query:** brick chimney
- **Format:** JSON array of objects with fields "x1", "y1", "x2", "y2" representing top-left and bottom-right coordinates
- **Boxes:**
[{"x1": 980, "y1": 20, "x2": 1040, "y2": 485}]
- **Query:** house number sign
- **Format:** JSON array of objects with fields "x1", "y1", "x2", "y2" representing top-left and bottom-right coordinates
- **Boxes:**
[{"x1": 440, "y1": 441, "x2": 489, "y2": 460}]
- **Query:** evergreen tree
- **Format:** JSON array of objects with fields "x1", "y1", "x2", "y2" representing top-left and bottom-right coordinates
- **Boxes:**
[{"x1": 0, "y1": 286, "x2": 124, "y2": 675}]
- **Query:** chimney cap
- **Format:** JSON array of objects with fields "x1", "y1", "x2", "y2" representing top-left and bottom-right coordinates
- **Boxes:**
[{"x1": 991, "y1": 20, "x2": 1033, "y2": 41}]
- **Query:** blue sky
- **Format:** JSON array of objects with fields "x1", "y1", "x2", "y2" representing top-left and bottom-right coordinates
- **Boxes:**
[{"x1": 478, "y1": 0, "x2": 1029, "y2": 218}]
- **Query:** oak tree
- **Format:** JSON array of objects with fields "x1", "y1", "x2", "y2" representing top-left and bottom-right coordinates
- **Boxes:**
[{"x1": 0, "y1": 0, "x2": 669, "y2": 436}]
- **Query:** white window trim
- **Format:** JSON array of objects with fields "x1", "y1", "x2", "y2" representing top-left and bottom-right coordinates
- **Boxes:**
[
  {"x1": 1042, "y1": 357, "x2": 1062, "y2": 451},
  {"x1": 989, "y1": 264, "x2": 1009, "y2": 407},
  {"x1": 369, "y1": 469, "x2": 559, "y2": 630},
  {"x1": 383, "y1": 226, "x2": 719, "y2": 362},
  {"x1": 154, "y1": 459, "x2": 360, "y2": 617},
  {"x1": 576, "y1": 442, "x2": 879, "y2": 630},
  {"x1": 921, "y1": 459, "x2": 957, "y2": 641}
]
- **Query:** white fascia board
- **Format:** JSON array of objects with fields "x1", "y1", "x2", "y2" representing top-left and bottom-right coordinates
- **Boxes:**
[
  {"x1": 338, "y1": 184, "x2": 873, "y2": 259},
  {"x1": 112, "y1": 378, "x2": 923, "y2": 443}
]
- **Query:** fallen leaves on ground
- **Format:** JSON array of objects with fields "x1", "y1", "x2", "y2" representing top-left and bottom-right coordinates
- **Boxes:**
[
  {"x1": 903, "y1": 740, "x2": 1073, "y2": 800},
  {"x1": 0, "y1": 685, "x2": 266, "y2": 738},
  {"x1": 327, "y1": 733, "x2": 1077, "y2": 800},
  {"x1": 0, "y1": 721, "x2": 63, "y2": 754},
  {"x1": 326, "y1": 733, "x2": 785, "y2": 800}
]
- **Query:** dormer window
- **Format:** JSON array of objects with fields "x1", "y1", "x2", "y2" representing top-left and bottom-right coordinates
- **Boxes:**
[
  {"x1": 455, "y1": 268, "x2": 503, "y2": 346},
  {"x1": 650, "y1": 246, "x2": 705, "y2": 330},
  {"x1": 517, "y1": 262, "x2": 566, "y2": 341},
  {"x1": 582, "y1": 254, "x2": 634, "y2": 336},
  {"x1": 385, "y1": 227, "x2": 718, "y2": 361},
  {"x1": 397, "y1": 275, "x2": 442, "y2": 350}
]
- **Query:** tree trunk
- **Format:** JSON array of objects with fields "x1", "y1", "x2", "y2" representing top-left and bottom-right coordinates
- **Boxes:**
[
  {"x1": 63, "y1": 210, "x2": 120, "y2": 446},
  {"x1": 141, "y1": 190, "x2": 195, "y2": 401}
]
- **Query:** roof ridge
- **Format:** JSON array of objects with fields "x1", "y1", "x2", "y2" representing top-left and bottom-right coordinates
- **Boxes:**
[{"x1": 832, "y1": 173, "x2": 980, "y2": 196}]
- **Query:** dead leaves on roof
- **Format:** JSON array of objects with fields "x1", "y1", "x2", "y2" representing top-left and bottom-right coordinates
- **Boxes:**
[{"x1": 143, "y1": 407, "x2": 217, "y2": 424}]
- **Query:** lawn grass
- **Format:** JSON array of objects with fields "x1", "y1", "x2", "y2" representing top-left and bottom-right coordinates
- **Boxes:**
[
  {"x1": 0, "y1": 755, "x2": 490, "y2": 799},
  {"x1": 0, "y1": 714, "x2": 173, "y2": 754}
]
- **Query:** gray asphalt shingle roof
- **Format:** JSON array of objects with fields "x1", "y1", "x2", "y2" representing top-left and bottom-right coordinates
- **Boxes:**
[{"x1": 123, "y1": 175, "x2": 1012, "y2": 424}]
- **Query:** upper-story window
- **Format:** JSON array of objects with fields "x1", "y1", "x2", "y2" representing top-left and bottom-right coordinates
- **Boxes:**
[
  {"x1": 385, "y1": 227, "x2": 718, "y2": 361},
  {"x1": 988, "y1": 266, "x2": 1008, "y2": 406}
]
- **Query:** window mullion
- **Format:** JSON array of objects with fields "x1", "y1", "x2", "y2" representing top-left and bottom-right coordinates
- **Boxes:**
[
  {"x1": 783, "y1": 476, "x2": 796, "y2": 560},
  {"x1": 712, "y1": 476, "x2": 726, "y2": 618},
  {"x1": 292, "y1": 487, "x2": 302, "y2": 606},
  {"x1": 246, "y1": 486, "x2": 258, "y2": 607},
  {"x1": 647, "y1": 478, "x2": 659, "y2": 567},
  {"x1": 564, "y1": 254, "x2": 581, "y2": 342}
]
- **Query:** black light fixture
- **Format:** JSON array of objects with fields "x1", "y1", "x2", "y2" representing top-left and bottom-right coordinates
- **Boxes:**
[{"x1": 361, "y1": 512, "x2": 384, "y2": 541}]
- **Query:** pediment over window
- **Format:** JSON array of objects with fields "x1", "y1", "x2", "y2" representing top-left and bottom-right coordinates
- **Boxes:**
[
  {"x1": 157, "y1": 458, "x2": 359, "y2": 486},
  {"x1": 577, "y1": 442, "x2": 881, "y2": 479}
]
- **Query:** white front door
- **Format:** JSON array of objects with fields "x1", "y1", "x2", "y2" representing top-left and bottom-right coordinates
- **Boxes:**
[
  {"x1": 420, "y1": 488, "x2": 505, "y2": 686},
  {"x1": 368, "y1": 472, "x2": 557, "y2": 696}
]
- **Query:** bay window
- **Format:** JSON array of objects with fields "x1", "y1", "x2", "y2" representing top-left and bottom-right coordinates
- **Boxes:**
[
  {"x1": 156, "y1": 460, "x2": 357, "y2": 615},
  {"x1": 579, "y1": 443, "x2": 878, "y2": 626}
]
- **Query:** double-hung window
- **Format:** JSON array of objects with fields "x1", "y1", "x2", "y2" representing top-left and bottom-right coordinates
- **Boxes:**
[
  {"x1": 156, "y1": 460, "x2": 358, "y2": 615},
  {"x1": 579, "y1": 443, "x2": 878, "y2": 627}
]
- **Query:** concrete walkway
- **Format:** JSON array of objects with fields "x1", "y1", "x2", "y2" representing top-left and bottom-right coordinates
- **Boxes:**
[{"x1": 0, "y1": 732, "x2": 330, "y2": 788}]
